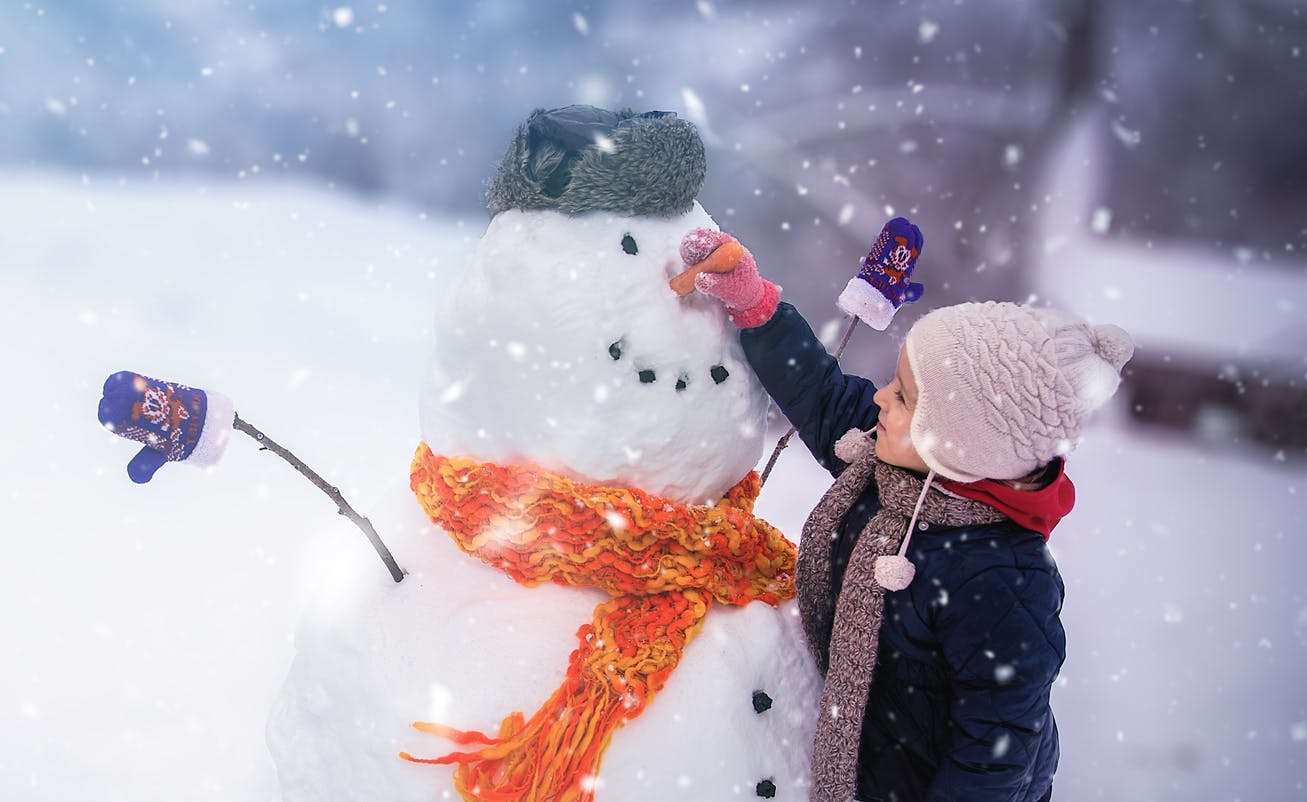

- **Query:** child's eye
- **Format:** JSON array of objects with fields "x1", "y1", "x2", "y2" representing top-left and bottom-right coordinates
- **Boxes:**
[{"x1": 894, "y1": 388, "x2": 905, "y2": 403}]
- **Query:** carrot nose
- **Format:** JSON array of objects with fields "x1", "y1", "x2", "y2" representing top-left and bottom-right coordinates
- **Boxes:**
[{"x1": 668, "y1": 240, "x2": 745, "y2": 297}]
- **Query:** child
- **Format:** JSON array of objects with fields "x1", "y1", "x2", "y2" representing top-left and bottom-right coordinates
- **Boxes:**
[{"x1": 682, "y1": 220, "x2": 1133, "y2": 802}]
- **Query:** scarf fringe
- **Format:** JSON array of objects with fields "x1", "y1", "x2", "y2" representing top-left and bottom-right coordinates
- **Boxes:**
[{"x1": 402, "y1": 592, "x2": 709, "y2": 802}]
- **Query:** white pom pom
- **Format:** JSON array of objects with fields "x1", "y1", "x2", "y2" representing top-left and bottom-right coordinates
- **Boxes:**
[
  {"x1": 834, "y1": 428, "x2": 875, "y2": 463},
  {"x1": 1092, "y1": 323, "x2": 1134, "y2": 371},
  {"x1": 874, "y1": 555, "x2": 916, "y2": 591}
]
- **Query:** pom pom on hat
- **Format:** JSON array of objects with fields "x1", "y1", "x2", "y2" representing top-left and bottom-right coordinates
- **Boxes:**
[
  {"x1": 1093, "y1": 323, "x2": 1135, "y2": 371},
  {"x1": 904, "y1": 302, "x2": 1134, "y2": 483}
]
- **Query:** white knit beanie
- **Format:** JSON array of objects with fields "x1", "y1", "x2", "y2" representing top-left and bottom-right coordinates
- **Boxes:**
[{"x1": 903, "y1": 302, "x2": 1134, "y2": 483}]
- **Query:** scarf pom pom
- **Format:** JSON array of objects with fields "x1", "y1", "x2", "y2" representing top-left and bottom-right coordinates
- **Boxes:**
[
  {"x1": 834, "y1": 428, "x2": 875, "y2": 464},
  {"x1": 874, "y1": 555, "x2": 915, "y2": 591}
]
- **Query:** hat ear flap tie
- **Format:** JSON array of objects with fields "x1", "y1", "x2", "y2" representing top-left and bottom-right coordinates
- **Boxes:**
[{"x1": 873, "y1": 468, "x2": 935, "y2": 591}]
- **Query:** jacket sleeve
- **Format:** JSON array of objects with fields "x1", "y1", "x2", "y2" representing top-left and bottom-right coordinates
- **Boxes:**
[
  {"x1": 739, "y1": 302, "x2": 881, "y2": 475},
  {"x1": 927, "y1": 562, "x2": 1066, "y2": 801}
]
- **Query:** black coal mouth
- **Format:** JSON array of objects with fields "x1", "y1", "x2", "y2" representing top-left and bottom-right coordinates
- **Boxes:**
[{"x1": 608, "y1": 337, "x2": 730, "y2": 393}]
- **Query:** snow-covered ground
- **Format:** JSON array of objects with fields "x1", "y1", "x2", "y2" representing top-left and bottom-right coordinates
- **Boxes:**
[{"x1": 1, "y1": 172, "x2": 1304, "y2": 801}]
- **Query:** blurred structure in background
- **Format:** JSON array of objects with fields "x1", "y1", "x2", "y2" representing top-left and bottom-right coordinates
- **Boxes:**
[
  {"x1": 1098, "y1": 1, "x2": 1307, "y2": 454},
  {"x1": 2, "y1": 0, "x2": 1303, "y2": 451}
]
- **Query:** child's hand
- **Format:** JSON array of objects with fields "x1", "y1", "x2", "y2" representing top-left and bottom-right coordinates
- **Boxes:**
[
  {"x1": 837, "y1": 217, "x2": 925, "y2": 330},
  {"x1": 678, "y1": 229, "x2": 780, "y2": 328},
  {"x1": 97, "y1": 371, "x2": 234, "y2": 483}
]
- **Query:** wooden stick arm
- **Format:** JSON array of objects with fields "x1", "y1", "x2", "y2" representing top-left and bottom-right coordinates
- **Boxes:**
[{"x1": 233, "y1": 414, "x2": 406, "y2": 583}]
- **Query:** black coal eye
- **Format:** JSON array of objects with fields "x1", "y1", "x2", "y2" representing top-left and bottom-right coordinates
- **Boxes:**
[
  {"x1": 609, "y1": 339, "x2": 624, "y2": 361},
  {"x1": 710, "y1": 365, "x2": 729, "y2": 384},
  {"x1": 638, "y1": 369, "x2": 657, "y2": 384},
  {"x1": 755, "y1": 778, "x2": 777, "y2": 798},
  {"x1": 621, "y1": 234, "x2": 639, "y2": 255}
]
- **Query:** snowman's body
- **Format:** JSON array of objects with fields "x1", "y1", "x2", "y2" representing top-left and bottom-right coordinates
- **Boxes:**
[{"x1": 268, "y1": 122, "x2": 822, "y2": 801}]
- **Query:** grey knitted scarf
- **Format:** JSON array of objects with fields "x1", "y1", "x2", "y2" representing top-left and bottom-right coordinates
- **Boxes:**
[{"x1": 798, "y1": 434, "x2": 1007, "y2": 802}]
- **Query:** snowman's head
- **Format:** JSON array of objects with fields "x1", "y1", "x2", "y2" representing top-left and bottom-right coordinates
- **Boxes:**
[{"x1": 419, "y1": 107, "x2": 769, "y2": 504}]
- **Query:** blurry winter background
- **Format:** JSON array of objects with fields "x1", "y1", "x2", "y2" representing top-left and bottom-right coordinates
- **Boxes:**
[{"x1": 2, "y1": 1, "x2": 1305, "y2": 800}]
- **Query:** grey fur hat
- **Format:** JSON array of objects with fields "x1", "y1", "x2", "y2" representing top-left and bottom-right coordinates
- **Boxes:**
[{"x1": 486, "y1": 105, "x2": 707, "y2": 218}]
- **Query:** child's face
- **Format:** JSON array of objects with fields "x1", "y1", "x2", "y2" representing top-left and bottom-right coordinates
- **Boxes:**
[{"x1": 871, "y1": 348, "x2": 931, "y2": 474}]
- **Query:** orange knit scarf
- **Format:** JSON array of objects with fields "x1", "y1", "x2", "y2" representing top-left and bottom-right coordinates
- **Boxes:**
[{"x1": 402, "y1": 443, "x2": 796, "y2": 802}]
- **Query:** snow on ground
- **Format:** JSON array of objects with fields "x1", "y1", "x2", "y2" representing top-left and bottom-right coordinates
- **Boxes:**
[
  {"x1": 0, "y1": 171, "x2": 470, "y2": 801},
  {"x1": 1, "y1": 171, "x2": 1304, "y2": 801}
]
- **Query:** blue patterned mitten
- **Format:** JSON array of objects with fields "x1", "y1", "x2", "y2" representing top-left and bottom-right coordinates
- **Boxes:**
[
  {"x1": 836, "y1": 217, "x2": 925, "y2": 330},
  {"x1": 97, "y1": 371, "x2": 235, "y2": 483}
]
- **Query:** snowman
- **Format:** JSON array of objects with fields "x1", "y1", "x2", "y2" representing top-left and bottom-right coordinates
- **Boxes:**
[{"x1": 255, "y1": 106, "x2": 822, "y2": 801}]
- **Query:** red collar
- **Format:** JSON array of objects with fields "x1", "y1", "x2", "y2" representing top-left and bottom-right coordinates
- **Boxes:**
[{"x1": 937, "y1": 460, "x2": 1076, "y2": 539}]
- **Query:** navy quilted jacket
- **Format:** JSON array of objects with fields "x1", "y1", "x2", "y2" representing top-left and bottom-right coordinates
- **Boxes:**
[{"x1": 741, "y1": 304, "x2": 1064, "y2": 802}]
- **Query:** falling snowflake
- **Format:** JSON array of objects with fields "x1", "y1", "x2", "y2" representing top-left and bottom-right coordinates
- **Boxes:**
[
  {"x1": 1091, "y1": 207, "x2": 1113, "y2": 234},
  {"x1": 1163, "y1": 603, "x2": 1184, "y2": 624},
  {"x1": 992, "y1": 733, "x2": 1011, "y2": 758},
  {"x1": 1110, "y1": 118, "x2": 1142, "y2": 148}
]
